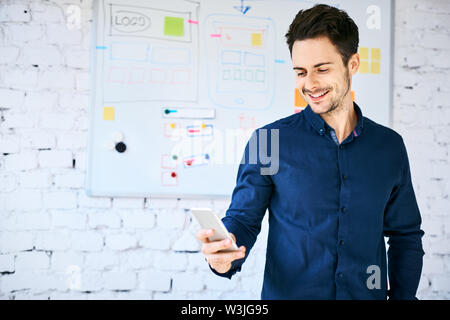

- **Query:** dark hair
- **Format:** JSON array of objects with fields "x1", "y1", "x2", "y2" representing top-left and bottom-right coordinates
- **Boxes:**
[{"x1": 285, "y1": 4, "x2": 359, "y2": 66}]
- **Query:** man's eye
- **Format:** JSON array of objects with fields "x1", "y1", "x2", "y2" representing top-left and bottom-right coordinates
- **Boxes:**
[
  {"x1": 297, "y1": 73, "x2": 305, "y2": 77},
  {"x1": 318, "y1": 69, "x2": 328, "y2": 73}
]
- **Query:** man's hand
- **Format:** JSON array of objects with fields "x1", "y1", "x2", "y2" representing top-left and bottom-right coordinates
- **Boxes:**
[{"x1": 196, "y1": 229, "x2": 246, "y2": 274}]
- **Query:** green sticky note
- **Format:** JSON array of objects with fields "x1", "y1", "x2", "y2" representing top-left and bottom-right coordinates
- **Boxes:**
[{"x1": 164, "y1": 16, "x2": 184, "y2": 37}]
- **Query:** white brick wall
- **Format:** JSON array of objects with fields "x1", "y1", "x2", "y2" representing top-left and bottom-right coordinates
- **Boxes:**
[{"x1": 0, "y1": 0, "x2": 449, "y2": 300}]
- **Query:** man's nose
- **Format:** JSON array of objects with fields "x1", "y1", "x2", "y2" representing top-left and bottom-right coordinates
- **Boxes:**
[{"x1": 303, "y1": 73, "x2": 320, "y2": 93}]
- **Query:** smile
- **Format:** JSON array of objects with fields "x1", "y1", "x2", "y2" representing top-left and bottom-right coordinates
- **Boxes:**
[{"x1": 308, "y1": 90, "x2": 329, "y2": 102}]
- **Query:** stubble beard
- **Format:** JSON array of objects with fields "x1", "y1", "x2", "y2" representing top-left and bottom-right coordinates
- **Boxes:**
[{"x1": 322, "y1": 68, "x2": 351, "y2": 116}]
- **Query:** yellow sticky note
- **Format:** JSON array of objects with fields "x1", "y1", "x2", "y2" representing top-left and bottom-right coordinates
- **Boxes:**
[
  {"x1": 103, "y1": 107, "x2": 115, "y2": 120},
  {"x1": 359, "y1": 47, "x2": 369, "y2": 60},
  {"x1": 371, "y1": 48, "x2": 381, "y2": 61},
  {"x1": 371, "y1": 61, "x2": 380, "y2": 74},
  {"x1": 170, "y1": 123, "x2": 176, "y2": 129},
  {"x1": 251, "y1": 33, "x2": 262, "y2": 46},
  {"x1": 359, "y1": 61, "x2": 369, "y2": 74}
]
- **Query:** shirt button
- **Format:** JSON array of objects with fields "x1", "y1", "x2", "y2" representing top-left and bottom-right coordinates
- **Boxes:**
[
  {"x1": 341, "y1": 207, "x2": 347, "y2": 213},
  {"x1": 338, "y1": 273, "x2": 343, "y2": 279},
  {"x1": 339, "y1": 145, "x2": 343, "y2": 149},
  {"x1": 339, "y1": 240, "x2": 344, "y2": 245},
  {"x1": 319, "y1": 128, "x2": 324, "y2": 135},
  {"x1": 342, "y1": 174, "x2": 347, "y2": 180}
]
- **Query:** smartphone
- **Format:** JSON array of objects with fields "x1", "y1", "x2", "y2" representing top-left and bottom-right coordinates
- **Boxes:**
[{"x1": 190, "y1": 207, "x2": 239, "y2": 252}]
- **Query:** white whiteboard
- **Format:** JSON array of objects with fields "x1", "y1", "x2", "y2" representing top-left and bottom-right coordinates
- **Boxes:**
[{"x1": 85, "y1": 0, "x2": 394, "y2": 198}]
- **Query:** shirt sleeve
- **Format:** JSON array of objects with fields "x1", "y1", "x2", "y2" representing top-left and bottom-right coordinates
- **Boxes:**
[
  {"x1": 383, "y1": 137, "x2": 425, "y2": 300},
  {"x1": 209, "y1": 129, "x2": 274, "y2": 279}
]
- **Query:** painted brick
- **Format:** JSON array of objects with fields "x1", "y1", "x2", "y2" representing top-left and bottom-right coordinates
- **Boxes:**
[
  {"x1": 0, "y1": 88, "x2": 25, "y2": 110},
  {"x1": 139, "y1": 229, "x2": 173, "y2": 251},
  {"x1": 53, "y1": 172, "x2": 85, "y2": 188},
  {"x1": 5, "y1": 190, "x2": 42, "y2": 211},
  {"x1": 38, "y1": 150, "x2": 73, "y2": 168},
  {"x1": 15, "y1": 251, "x2": 50, "y2": 270},
  {"x1": 84, "y1": 251, "x2": 119, "y2": 271},
  {"x1": 104, "y1": 233, "x2": 137, "y2": 251},
  {"x1": 0, "y1": 171, "x2": 18, "y2": 192},
  {"x1": 34, "y1": 231, "x2": 71, "y2": 251},
  {"x1": 102, "y1": 271, "x2": 137, "y2": 291},
  {"x1": 0, "y1": 46, "x2": 20, "y2": 64},
  {"x1": 0, "y1": 254, "x2": 15, "y2": 273},
  {"x1": 121, "y1": 211, "x2": 155, "y2": 229},
  {"x1": 51, "y1": 211, "x2": 87, "y2": 229},
  {"x1": 138, "y1": 270, "x2": 171, "y2": 292},
  {"x1": 88, "y1": 211, "x2": 121, "y2": 229},
  {"x1": 0, "y1": 4, "x2": 31, "y2": 22},
  {"x1": 0, "y1": 232, "x2": 34, "y2": 253},
  {"x1": 153, "y1": 252, "x2": 187, "y2": 271},
  {"x1": 4, "y1": 151, "x2": 38, "y2": 171},
  {"x1": 51, "y1": 251, "x2": 84, "y2": 272},
  {"x1": 119, "y1": 249, "x2": 153, "y2": 270},
  {"x1": 71, "y1": 231, "x2": 104, "y2": 252},
  {"x1": 43, "y1": 191, "x2": 77, "y2": 209}
]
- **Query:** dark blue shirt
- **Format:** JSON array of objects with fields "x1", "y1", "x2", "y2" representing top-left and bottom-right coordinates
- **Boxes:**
[{"x1": 212, "y1": 102, "x2": 424, "y2": 300}]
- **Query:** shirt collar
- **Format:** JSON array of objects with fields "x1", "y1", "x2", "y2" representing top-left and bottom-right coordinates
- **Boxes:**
[{"x1": 303, "y1": 102, "x2": 364, "y2": 138}]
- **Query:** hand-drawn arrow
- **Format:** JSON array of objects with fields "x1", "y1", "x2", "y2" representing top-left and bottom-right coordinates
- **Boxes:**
[{"x1": 234, "y1": 0, "x2": 251, "y2": 15}]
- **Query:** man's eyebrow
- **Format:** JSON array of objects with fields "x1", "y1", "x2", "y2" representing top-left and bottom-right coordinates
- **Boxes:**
[{"x1": 293, "y1": 62, "x2": 333, "y2": 70}]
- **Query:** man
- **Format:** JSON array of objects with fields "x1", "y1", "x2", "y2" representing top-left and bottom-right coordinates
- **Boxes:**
[{"x1": 197, "y1": 4, "x2": 424, "y2": 300}]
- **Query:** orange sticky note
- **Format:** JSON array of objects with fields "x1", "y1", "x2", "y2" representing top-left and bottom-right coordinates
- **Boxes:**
[
  {"x1": 103, "y1": 107, "x2": 115, "y2": 120},
  {"x1": 294, "y1": 88, "x2": 307, "y2": 107},
  {"x1": 351, "y1": 90, "x2": 355, "y2": 101}
]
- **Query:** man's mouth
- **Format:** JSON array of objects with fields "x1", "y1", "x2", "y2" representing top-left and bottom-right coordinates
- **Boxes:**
[{"x1": 308, "y1": 90, "x2": 329, "y2": 102}]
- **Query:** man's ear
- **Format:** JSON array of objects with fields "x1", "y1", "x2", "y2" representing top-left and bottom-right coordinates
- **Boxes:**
[{"x1": 348, "y1": 53, "x2": 360, "y2": 76}]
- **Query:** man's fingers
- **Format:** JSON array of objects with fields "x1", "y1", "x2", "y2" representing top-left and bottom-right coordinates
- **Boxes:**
[
  {"x1": 202, "y1": 238, "x2": 234, "y2": 255},
  {"x1": 196, "y1": 229, "x2": 214, "y2": 243},
  {"x1": 206, "y1": 247, "x2": 246, "y2": 265}
]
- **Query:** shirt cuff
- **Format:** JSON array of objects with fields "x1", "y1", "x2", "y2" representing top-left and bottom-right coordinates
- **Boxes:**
[{"x1": 208, "y1": 258, "x2": 242, "y2": 279}]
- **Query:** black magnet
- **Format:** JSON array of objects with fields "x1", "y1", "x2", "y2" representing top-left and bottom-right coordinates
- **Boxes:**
[{"x1": 115, "y1": 142, "x2": 127, "y2": 153}]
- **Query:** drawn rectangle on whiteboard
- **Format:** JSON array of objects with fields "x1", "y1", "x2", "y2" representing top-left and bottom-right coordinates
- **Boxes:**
[
  {"x1": 149, "y1": 68, "x2": 167, "y2": 83},
  {"x1": 221, "y1": 50, "x2": 241, "y2": 65},
  {"x1": 129, "y1": 67, "x2": 146, "y2": 84},
  {"x1": 162, "y1": 108, "x2": 215, "y2": 119},
  {"x1": 183, "y1": 153, "x2": 209, "y2": 168},
  {"x1": 151, "y1": 47, "x2": 191, "y2": 65},
  {"x1": 106, "y1": 66, "x2": 128, "y2": 83},
  {"x1": 163, "y1": 122, "x2": 182, "y2": 138},
  {"x1": 244, "y1": 52, "x2": 265, "y2": 67},
  {"x1": 217, "y1": 26, "x2": 266, "y2": 48},
  {"x1": 161, "y1": 154, "x2": 178, "y2": 169},
  {"x1": 109, "y1": 4, "x2": 192, "y2": 43},
  {"x1": 161, "y1": 171, "x2": 178, "y2": 186},
  {"x1": 186, "y1": 124, "x2": 213, "y2": 137},
  {"x1": 255, "y1": 70, "x2": 265, "y2": 82},
  {"x1": 171, "y1": 69, "x2": 191, "y2": 84},
  {"x1": 110, "y1": 42, "x2": 149, "y2": 62}
]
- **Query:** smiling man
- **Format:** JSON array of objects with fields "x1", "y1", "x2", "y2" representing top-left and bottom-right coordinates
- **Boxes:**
[{"x1": 197, "y1": 4, "x2": 424, "y2": 300}]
